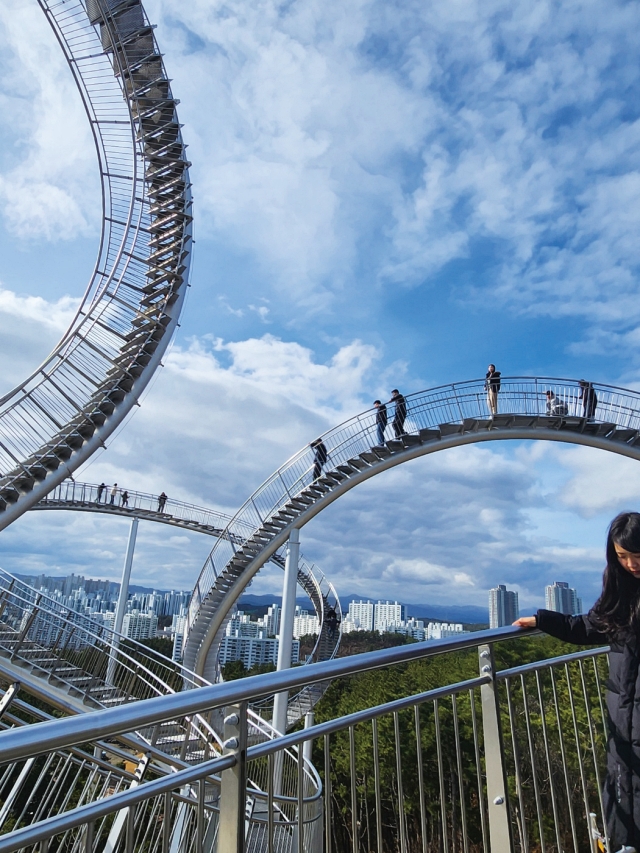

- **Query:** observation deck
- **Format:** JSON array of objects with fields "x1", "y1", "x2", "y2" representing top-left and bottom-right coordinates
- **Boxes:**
[{"x1": 0, "y1": 621, "x2": 611, "y2": 853}]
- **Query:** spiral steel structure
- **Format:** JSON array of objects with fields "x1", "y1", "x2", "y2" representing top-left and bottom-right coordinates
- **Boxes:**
[
  {"x1": 184, "y1": 376, "x2": 640, "y2": 685},
  {"x1": 0, "y1": 0, "x2": 192, "y2": 530}
]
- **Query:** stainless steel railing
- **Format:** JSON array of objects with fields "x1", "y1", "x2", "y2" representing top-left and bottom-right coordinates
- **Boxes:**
[{"x1": 0, "y1": 624, "x2": 612, "y2": 853}]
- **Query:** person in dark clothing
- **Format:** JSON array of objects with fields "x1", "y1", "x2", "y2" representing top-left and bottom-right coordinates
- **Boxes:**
[
  {"x1": 311, "y1": 439, "x2": 328, "y2": 481},
  {"x1": 157, "y1": 492, "x2": 167, "y2": 513},
  {"x1": 373, "y1": 400, "x2": 388, "y2": 446},
  {"x1": 514, "y1": 512, "x2": 640, "y2": 852},
  {"x1": 121, "y1": 490, "x2": 129, "y2": 507},
  {"x1": 96, "y1": 483, "x2": 105, "y2": 503},
  {"x1": 390, "y1": 389, "x2": 407, "y2": 437},
  {"x1": 579, "y1": 380, "x2": 598, "y2": 419},
  {"x1": 325, "y1": 606, "x2": 339, "y2": 640},
  {"x1": 485, "y1": 364, "x2": 501, "y2": 416}
]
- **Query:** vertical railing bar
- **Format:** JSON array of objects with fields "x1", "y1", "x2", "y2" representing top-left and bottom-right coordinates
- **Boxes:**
[
  {"x1": 162, "y1": 791, "x2": 171, "y2": 853},
  {"x1": 268, "y1": 752, "x2": 274, "y2": 853},
  {"x1": 414, "y1": 705, "x2": 428, "y2": 853},
  {"x1": 520, "y1": 673, "x2": 546, "y2": 853},
  {"x1": 535, "y1": 669, "x2": 562, "y2": 852},
  {"x1": 393, "y1": 710, "x2": 408, "y2": 853},
  {"x1": 84, "y1": 820, "x2": 94, "y2": 853},
  {"x1": 591, "y1": 656, "x2": 609, "y2": 744},
  {"x1": 349, "y1": 725, "x2": 358, "y2": 853},
  {"x1": 470, "y1": 688, "x2": 489, "y2": 853},
  {"x1": 297, "y1": 746, "x2": 304, "y2": 853},
  {"x1": 434, "y1": 698, "x2": 449, "y2": 853},
  {"x1": 565, "y1": 661, "x2": 593, "y2": 850},
  {"x1": 372, "y1": 718, "x2": 383, "y2": 853},
  {"x1": 550, "y1": 666, "x2": 579, "y2": 852},
  {"x1": 578, "y1": 658, "x2": 609, "y2": 851},
  {"x1": 505, "y1": 678, "x2": 528, "y2": 852},
  {"x1": 197, "y1": 778, "x2": 205, "y2": 853},
  {"x1": 452, "y1": 694, "x2": 469, "y2": 853}
]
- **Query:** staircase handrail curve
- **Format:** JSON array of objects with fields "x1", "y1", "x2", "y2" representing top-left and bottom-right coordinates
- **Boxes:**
[
  {"x1": 0, "y1": 0, "x2": 192, "y2": 533},
  {"x1": 0, "y1": 568, "x2": 224, "y2": 753},
  {"x1": 185, "y1": 376, "x2": 640, "y2": 678}
]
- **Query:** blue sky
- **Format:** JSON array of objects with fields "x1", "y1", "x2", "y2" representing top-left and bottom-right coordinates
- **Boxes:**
[{"x1": 1, "y1": 0, "x2": 640, "y2": 615}]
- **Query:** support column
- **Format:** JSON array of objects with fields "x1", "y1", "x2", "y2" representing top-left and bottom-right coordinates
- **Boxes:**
[
  {"x1": 106, "y1": 517, "x2": 138, "y2": 684},
  {"x1": 272, "y1": 527, "x2": 300, "y2": 736},
  {"x1": 478, "y1": 644, "x2": 514, "y2": 852}
]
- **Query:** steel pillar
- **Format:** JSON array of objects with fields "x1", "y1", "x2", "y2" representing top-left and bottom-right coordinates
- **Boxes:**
[
  {"x1": 218, "y1": 704, "x2": 248, "y2": 853},
  {"x1": 106, "y1": 517, "x2": 138, "y2": 684},
  {"x1": 272, "y1": 527, "x2": 300, "y2": 736}
]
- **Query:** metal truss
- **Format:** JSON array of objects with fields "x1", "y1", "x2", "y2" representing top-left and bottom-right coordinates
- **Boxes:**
[{"x1": 0, "y1": 0, "x2": 192, "y2": 530}]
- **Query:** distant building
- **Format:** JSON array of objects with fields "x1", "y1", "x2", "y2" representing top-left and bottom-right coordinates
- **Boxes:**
[
  {"x1": 427, "y1": 622, "x2": 467, "y2": 640},
  {"x1": 292, "y1": 607, "x2": 320, "y2": 639},
  {"x1": 122, "y1": 610, "x2": 157, "y2": 641},
  {"x1": 374, "y1": 601, "x2": 406, "y2": 632},
  {"x1": 219, "y1": 636, "x2": 299, "y2": 669},
  {"x1": 545, "y1": 581, "x2": 582, "y2": 616},
  {"x1": 347, "y1": 601, "x2": 375, "y2": 632},
  {"x1": 257, "y1": 604, "x2": 280, "y2": 637},
  {"x1": 489, "y1": 585, "x2": 519, "y2": 628}
]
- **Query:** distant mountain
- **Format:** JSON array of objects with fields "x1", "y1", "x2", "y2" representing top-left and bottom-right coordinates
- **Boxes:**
[{"x1": 239, "y1": 592, "x2": 489, "y2": 627}]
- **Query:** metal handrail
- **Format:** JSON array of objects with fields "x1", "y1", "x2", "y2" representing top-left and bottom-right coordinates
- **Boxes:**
[
  {"x1": 0, "y1": 624, "x2": 536, "y2": 763},
  {"x1": 0, "y1": 624, "x2": 611, "y2": 853}
]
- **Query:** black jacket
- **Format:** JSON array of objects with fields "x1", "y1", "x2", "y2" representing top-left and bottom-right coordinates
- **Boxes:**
[
  {"x1": 537, "y1": 608, "x2": 639, "y2": 847},
  {"x1": 393, "y1": 395, "x2": 407, "y2": 424},
  {"x1": 485, "y1": 370, "x2": 501, "y2": 390},
  {"x1": 376, "y1": 404, "x2": 388, "y2": 428}
]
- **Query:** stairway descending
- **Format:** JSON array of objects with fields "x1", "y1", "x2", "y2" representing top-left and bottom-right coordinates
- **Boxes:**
[{"x1": 0, "y1": 569, "x2": 219, "y2": 764}]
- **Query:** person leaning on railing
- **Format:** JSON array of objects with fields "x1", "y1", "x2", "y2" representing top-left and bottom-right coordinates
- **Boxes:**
[{"x1": 514, "y1": 511, "x2": 640, "y2": 853}]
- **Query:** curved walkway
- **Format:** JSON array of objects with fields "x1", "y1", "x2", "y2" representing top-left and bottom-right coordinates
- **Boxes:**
[
  {"x1": 184, "y1": 376, "x2": 640, "y2": 679},
  {"x1": 0, "y1": 0, "x2": 191, "y2": 531},
  {"x1": 30, "y1": 480, "x2": 342, "y2": 715}
]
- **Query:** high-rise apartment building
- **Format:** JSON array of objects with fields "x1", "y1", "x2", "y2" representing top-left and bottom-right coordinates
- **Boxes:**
[
  {"x1": 122, "y1": 610, "x2": 157, "y2": 641},
  {"x1": 545, "y1": 581, "x2": 582, "y2": 615},
  {"x1": 347, "y1": 600, "x2": 375, "y2": 632},
  {"x1": 489, "y1": 585, "x2": 519, "y2": 628},
  {"x1": 374, "y1": 601, "x2": 406, "y2": 632}
]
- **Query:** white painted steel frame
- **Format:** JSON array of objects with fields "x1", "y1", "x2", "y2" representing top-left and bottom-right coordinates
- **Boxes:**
[
  {"x1": 0, "y1": 0, "x2": 192, "y2": 529},
  {"x1": 185, "y1": 376, "x2": 640, "y2": 680}
]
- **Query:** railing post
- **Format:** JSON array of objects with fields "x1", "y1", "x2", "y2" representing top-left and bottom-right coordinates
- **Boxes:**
[
  {"x1": 219, "y1": 703, "x2": 248, "y2": 853},
  {"x1": 107, "y1": 517, "x2": 138, "y2": 683},
  {"x1": 478, "y1": 644, "x2": 514, "y2": 852}
]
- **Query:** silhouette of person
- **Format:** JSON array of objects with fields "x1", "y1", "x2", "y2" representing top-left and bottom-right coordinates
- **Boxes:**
[
  {"x1": 391, "y1": 390, "x2": 407, "y2": 437},
  {"x1": 374, "y1": 400, "x2": 388, "y2": 446},
  {"x1": 121, "y1": 490, "x2": 129, "y2": 507},
  {"x1": 110, "y1": 483, "x2": 118, "y2": 505},
  {"x1": 158, "y1": 492, "x2": 167, "y2": 513},
  {"x1": 97, "y1": 483, "x2": 105, "y2": 503},
  {"x1": 579, "y1": 380, "x2": 598, "y2": 419},
  {"x1": 311, "y1": 439, "x2": 328, "y2": 481},
  {"x1": 325, "y1": 606, "x2": 338, "y2": 639},
  {"x1": 485, "y1": 364, "x2": 501, "y2": 416}
]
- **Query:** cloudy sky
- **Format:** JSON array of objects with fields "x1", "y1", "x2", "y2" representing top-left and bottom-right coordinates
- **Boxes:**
[{"x1": 1, "y1": 0, "x2": 640, "y2": 616}]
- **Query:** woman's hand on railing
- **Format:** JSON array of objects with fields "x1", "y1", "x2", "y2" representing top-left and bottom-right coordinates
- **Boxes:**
[{"x1": 512, "y1": 616, "x2": 537, "y2": 628}]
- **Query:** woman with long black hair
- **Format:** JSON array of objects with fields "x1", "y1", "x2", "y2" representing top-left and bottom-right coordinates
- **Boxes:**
[{"x1": 515, "y1": 512, "x2": 640, "y2": 853}]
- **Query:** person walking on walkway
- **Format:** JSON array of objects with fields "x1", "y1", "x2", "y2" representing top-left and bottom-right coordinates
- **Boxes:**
[
  {"x1": 514, "y1": 511, "x2": 640, "y2": 853},
  {"x1": 311, "y1": 438, "x2": 328, "y2": 481},
  {"x1": 96, "y1": 483, "x2": 105, "y2": 503},
  {"x1": 158, "y1": 492, "x2": 167, "y2": 513},
  {"x1": 391, "y1": 389, "x2": 407, "y2": 437},
  {"x1": 579, "y1": 379, "x2": 598, "y2": 419},
  {"x1": 485, "y1": 364, "x2": 501, "y2": 416},
  {"x1": 545, "y1": 390, "x2": 568, "y2": 416},
  {"x1": 110, "y1": 484, "x2": 118, "y2": 506},
  {"x1": 121, "y1": 490, "x2": 129, "y2": 508},
  {"x1": 374, "y1": 400, "x2": 388, "y2": 446}
]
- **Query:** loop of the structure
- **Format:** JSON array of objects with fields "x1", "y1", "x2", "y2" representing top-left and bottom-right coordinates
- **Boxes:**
[
  {"x1": 0, "y1": 0, "x2": 191, "y2": 530},
  {"x1": 184, "y1": 376, "x2": 640, "y2": 682}
]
